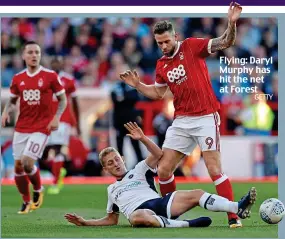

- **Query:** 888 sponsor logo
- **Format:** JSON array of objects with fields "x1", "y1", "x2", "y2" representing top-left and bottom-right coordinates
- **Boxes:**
[
  {"x1": 166, "y1": 64, "x2": 187, "y2": 85},
  {"x1": 23, "y1": 89, "x2": 41, "y2": 105}
]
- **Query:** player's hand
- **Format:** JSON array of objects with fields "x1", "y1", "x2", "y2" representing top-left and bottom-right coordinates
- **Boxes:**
[
  {"x1": 64, "y1": 213, "x2": 86, "y2": 226},
  {"x1": 47, "y1": 115, "x2": 60, "y2": 132},
  {"x1": 124, "y1": 122, "x2": 145, "y2": 140},
  {"x1": 1, "y1": 111, "x2": 10, "y2": 127},
  {"x1": 119, "y1": 70, "x2": 140, "y2": 88},
  {"x1": 228, "y1": 2, "x2": 242, "y2": 23}
]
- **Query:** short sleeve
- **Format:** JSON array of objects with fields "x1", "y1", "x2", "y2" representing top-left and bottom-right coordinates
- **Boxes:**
[
  {"x1": 185, "y1": 38, "x2": 212, "y2": 58},
  {"x1": 70, "y1": 81, "x2": 77, "y2": 97},
  {"x1": 50, "y1": 72, "x2": 65, "y2": 96},
  {"x1": 106, "y1": 188, "x2": 120, "y2": 214},
  {"x1": 10, "y1": 76, "x2": 19, "y2": 97},
  {"x1": 155, "y1": 62, "x2": 167, "y2": 87},
  {"x1": 135, "y1": 160, "x2": 157, "y2": 174},
  {"x1": 67, "y1": 78, "x2": 77, "y2": 97}
]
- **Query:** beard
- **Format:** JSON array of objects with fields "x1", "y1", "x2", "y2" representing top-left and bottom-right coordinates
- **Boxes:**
[{"x1": 165, "y1": 44, "x2": 177, "y2": 57}]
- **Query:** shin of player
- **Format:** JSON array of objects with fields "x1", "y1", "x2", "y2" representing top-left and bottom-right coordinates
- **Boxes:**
[{"x1": 1, "y1": 41, "x2": 67, "y2": 214}]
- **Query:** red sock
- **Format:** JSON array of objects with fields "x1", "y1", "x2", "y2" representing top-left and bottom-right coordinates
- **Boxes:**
[
  {"x1": 212, "y1": 173, "x2": 238, "y2": 220},
  {"x1": 52, "y1": 161, "x2": 64, "y2": 184},
  {"x1": 27, "y1": 166, "x2": 42, "y2": 191},
  {"x1": 159, "y1": 175, "x2": 176, "y2": 197},
  {"x1": 14, "y1": 173, "x2": 30, "y2": 203}
]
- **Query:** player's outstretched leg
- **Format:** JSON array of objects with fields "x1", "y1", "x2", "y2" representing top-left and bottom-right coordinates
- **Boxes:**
[
  {"x1": 129, "y1": 209, "x2": 212, "y2": 228},
  {"x1": 198, "y1": 188, "x2": 257, "y2": 219},
  {"x1": 169, "y1": 188, "x2": 257, "y2": 225}
]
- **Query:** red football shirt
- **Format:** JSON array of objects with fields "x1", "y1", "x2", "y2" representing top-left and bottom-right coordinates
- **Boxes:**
[
  {"x1": 52, "y1": 72, "x2": 77, "y2": 126},
  {"x1": 155, "y1": 38, "x2": 220, "y2": 118},
  {"x1": 10, "y1": 66, "x2": 65, "y2": 135}
]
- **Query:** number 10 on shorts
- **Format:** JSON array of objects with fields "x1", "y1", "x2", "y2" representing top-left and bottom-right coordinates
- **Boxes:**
[{"x1": 28, "y1": 141, "x2": 40, "y2": 154}]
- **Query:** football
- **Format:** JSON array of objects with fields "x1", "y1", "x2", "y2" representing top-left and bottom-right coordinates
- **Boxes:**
[{"x1": 259, "y1": 198, "x2": 285, "y2": 224}]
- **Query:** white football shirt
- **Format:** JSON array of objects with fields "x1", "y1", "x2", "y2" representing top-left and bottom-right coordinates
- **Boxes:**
[{"x1": 106, "y1": 160, "x2": 160, "y2": 219}]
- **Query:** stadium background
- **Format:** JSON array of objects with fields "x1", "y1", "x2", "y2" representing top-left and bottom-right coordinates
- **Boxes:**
[
  {"x1": 1, "y1": 17, "x2": 278, "y2": 179},
  {"x1": 0, "y1": 17, "x2": 279, "y2": 239}
]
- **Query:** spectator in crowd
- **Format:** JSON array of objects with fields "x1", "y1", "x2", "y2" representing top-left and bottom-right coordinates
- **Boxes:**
[
  {"x1": 110, "y1": 80, "x2": 144, "y2": 163},
  {"x1": 152, "y1": 100, "x2": 174, "y2": 148},
  {"x1": 233, "y1": 92, "x2": 275, "y2": 136}
]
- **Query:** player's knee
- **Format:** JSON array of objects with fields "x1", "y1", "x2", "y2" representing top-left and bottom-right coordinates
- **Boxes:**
[
  {"x1": 194, "y1": 189, "x2": 205, "y2": 200},
  {"x1": 130, "y1": 211, "x2": 146, "y2": 226},
  {"x1": 22, "y1": 157, "x2": 34, "y2": 174},
  {"x1": 14, "y1": 161, "x2": 24, "y2": 174},
  {"x1": 157, "y1": 164, "x2": 173, "y2": 179},
  {"x1": 130, "y1": 210, "x2": 154, "y2": 227},
  {"x1": 188, "y1": 189, "x2": 205, "y2": 205},
  {"x1": 131, "y1": 216, "x2": 145, "y2": 226},
  {"x1": 131, "y1": 216, "x2": 154, "y2": 227}
]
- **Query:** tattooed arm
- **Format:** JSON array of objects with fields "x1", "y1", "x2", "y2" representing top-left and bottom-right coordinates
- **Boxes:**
[
  {"x1": 47, "y1": 93, "x2": 67, "y2": 132},
  {"x1": 211, "y1": 2, "x2": 242, "y2": 53},
  {"x1": 211, "y1": 21, "x2": 237, "y2": 52}
]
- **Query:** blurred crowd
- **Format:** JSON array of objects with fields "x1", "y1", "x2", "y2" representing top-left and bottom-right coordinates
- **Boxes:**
[
  {"x1": 2, "y1": 17, "x2": 278, "y2": 132},
  {"x1": 1, "y1": 18, "x2": 277, "y2": 92}
]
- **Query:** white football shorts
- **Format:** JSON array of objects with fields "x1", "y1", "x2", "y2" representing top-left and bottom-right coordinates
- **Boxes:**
[
  {"x1": 162, "y1": 112, "x2": 221, "y2": 155},
  {"x1": 47, "y1": 122, "x2": 72, "y2": 146},
  {"x1": 13, "y1": 132, "x2": 49, "y2": 160}
]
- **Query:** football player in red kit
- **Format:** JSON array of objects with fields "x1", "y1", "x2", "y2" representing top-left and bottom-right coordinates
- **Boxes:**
[
  {"x1": 41, "y1": 57, "x2": 80, "y2": 195},
  {"x1": 1, "y1": 41, "x2": 67, "y2": 214},
  {"x1": 119, "y1": 2, "x2": 243, "y2": 228}
]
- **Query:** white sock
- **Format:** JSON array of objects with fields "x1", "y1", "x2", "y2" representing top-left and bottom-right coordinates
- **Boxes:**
[
  {"x1": 152, "y1": 215, "x2": 188, "y2": 228},
  {"x1": 34, "y1": 186, "x2": 44, "y2": 193},
  {"x1": 199, "y1": 192, "x2": 238, "y2": 214}
]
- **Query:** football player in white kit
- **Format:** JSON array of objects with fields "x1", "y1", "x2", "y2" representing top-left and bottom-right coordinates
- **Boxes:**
[{"x1": 65, "y1": 122, "x2": 256, "y2": 228}]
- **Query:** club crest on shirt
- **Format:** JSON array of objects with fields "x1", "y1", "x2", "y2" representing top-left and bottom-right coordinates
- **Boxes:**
[
  {"x1": 38, "y1": 78, "x2": 43, "y2": 87},
  {"x1": 128, "y1": 174, "x2": 134, "y2": 179},
  {"x1": 179, "y1": 52, "x2": 184, "y2": 60}
]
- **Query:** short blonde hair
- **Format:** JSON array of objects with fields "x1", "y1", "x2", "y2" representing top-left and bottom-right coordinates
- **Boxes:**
[{"x1": 99, "y1": 147, "x2": 120, "y2": 166}]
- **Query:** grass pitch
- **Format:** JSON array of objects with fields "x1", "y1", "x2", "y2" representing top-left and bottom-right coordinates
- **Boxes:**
[{"x1": 1, "y1": 182, "x2": 278, "y2": 238}]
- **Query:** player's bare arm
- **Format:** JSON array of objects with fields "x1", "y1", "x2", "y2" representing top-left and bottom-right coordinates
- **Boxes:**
[
  {"x1": 211, "y1": 2, "x2": 242, "y2": 52},
  {"x1": 1, "y1": 96, "x2": 18, "y2": 127},
  {"x1": 47, "y1": 93, "x2": 67, "y2": 131},
  {"x1": 64, "y1": 212, "x2": 119, "y2": 226},
  {"x1": 124, "y1": 122, "x2": 163, "y2": 169},
  {"x1": 119, "y1": 70, "x2": 168, "y2": 100}
]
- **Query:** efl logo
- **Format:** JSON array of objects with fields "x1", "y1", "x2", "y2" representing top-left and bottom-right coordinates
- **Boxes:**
[
  {"x1": 167, "y1": 64, "x2": 186, "y2": 83},
  {"x1": 23, "y1": 89, "x2": 41, "y2": 105}
]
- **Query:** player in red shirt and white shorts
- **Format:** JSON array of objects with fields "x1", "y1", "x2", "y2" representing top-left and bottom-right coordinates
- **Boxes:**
[
  {"x1": 40, "y1": 57, "x2": 80, "y2": 195},
  {"x1": 119, "y1": 3, "x2": 243, "y2": 228},
  {"x1": 1, "y1": 41, "x2": 67, "y2": 214}
]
